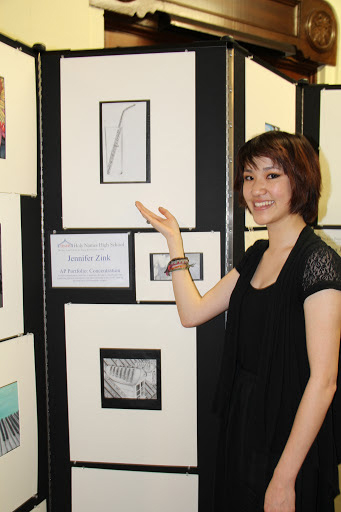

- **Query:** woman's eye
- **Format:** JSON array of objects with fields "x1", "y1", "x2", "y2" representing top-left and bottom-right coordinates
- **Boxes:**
[
  {"x1": 243, "y1": 175, "x2": 253, "y2": 181},
  {"x1": 267, "y1": 173, "x2": 280, "y2": 179}
]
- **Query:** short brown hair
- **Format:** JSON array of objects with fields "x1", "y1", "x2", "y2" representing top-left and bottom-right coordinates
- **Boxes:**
[{"x1": 234, "y1": 131, "x2": 321, "y2": 224}]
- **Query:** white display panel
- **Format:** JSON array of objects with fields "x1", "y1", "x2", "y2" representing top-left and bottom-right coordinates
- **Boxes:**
[
  {"x1": 245, "y1": 58, "x2": 296, "y2": 227},
  {"x1": 319, "y1": 89, "x2": 341, "y2": 225},
  {"x1": 0, "y1": 193, "x2": 24, "y2": 341},
  {"x1": 60, "y1": 51, "x2": 196, "y2": 228},
  {"x1": 0, "y1": 334, "x2": 38, "y2": 512},
  {"x1": 244, "y1": 229, "x2": 268, "y2": 251},
  {"x1": 0, "y1": 42, "x2": 37, "y2": 196},
  {"x1": 30, "y1": 500, "x2": 47, "y2": 512},
  {"x1": 72, "y1": 467, "x2": 198, "y2": 512},
  {"x1": 135, "y1": 232, "x2": 221, "y2": 302},
  {"x1": 315, "y1": 228, "x2": 341, "y2": 256},
  {"x1": 65, "y1": 304, "x2": 197, "y2": 466}
]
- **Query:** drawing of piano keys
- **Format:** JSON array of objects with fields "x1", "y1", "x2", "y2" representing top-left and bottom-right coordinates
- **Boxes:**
[
  {"x1": 104, "y1": 122, "x2": 124, "y2": 177},
  {"x1": 0, "y1": 382, "x2": 20, "y2": 457}
]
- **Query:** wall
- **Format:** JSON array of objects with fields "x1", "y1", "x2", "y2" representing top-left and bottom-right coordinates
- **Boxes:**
[{"x1": 0, "y1": 0, "x2": 104, "y2": 50}]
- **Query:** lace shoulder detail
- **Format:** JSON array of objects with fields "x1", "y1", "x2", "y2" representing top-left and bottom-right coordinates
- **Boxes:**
[{"x1": 302, "y1": 242, "x2": 341, "y2": 299}]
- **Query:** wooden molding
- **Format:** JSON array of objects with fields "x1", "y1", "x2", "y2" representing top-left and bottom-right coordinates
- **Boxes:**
[{"x1": 95, "y1": 0, "x2": 338, "y2": 65}]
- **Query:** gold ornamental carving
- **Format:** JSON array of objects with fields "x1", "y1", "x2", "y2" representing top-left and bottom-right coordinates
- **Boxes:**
[{"x1": 305, "y1": 9, "x2": 336, "y2": 52}]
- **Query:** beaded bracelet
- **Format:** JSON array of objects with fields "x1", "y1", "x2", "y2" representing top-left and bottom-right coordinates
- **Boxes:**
[{"x1": 165, "y1": 257, "x2": 190, "y2": 276}]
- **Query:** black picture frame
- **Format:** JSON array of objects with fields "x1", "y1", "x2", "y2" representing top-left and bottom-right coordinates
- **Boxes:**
[
  {"x1": 100, "y1": 348, "x2": 161, "y2": 410},
  {"x1": 100, "y1": 99, "x2": 151, "y2": 184},
  {"x1": 149, "y1": 252, "x2": 204, "y2": 282}
]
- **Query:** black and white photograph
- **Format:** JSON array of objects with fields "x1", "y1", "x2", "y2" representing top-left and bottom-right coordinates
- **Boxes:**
[
  {"x1": 100, "y1": 348, "x2": 161, "y2": 410},
  {"x1": 100, "y1": 100, "x2": 150, "y2": 184},
  {"x1": 0, "y1": 381, "x2": 20, "y2": 457},
  {"x1": 150, "y1": 252, "x2": 203, "y2": 281}
]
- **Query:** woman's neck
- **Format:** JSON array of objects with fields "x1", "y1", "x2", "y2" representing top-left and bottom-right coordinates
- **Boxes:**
[{"x1": 267, "y1": 215, "x2": 306, "y2": 252}]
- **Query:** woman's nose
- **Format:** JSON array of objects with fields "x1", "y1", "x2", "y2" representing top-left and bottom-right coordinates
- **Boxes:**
[{"x1": 251, "y1": 179, "x2": 266, "y2": 196}]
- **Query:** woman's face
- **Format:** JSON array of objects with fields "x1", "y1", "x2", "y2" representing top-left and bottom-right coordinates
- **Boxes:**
[{"x1": 242, "y1": 156, "x2": 293, "y2": 227}]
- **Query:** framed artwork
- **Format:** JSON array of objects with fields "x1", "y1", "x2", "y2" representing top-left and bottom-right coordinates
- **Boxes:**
[
  {"x1": 0, "y1": 381, "x2": 20, "y2": 457},
  {"x1": 72, "y1": 467, "x2": 199, "y2": 512},
  {"x1": 49, "y1": 232, "x2": 131, "y2": 288},
  {"x1": 65, "y1": 304, "x2": 197, "y2": 466},
  {"x1": 0, "y1": 334, "x2": 38, "y2": 512},
  {"x1": 100, "y1": 100, "x2": 150, "y2": 184},
  {"x1": 0, "y1": 193, "x2": 23, "y2": 341},
  {"x1": 60, "y1": 51, "x2": 195, "y2": 228},
  {"x1": 135, "y1": 232, "x2": 221, "y2": 302},
  {"x1": 265, "y1": 122, "x2": 280, "y2": 132},
  {"x1": 100, "y1": 348, "x2": 161, "y2": 410},
  {"x1": 150, "y1": 252, "x2": 203, "y2": 282},
  {"x1": 0, "y1": 77, "x2": 5, "y2": 159},
  {"x1": 0, "y1": 42, "x2": 37, "y2": 195}
]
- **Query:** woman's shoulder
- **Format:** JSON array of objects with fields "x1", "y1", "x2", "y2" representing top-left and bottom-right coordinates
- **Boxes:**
[
  {"x1": 300, "y1": 232, "x2": 341, "y2": 300},
  {"x1": 235, "y1": 238, "x2": 268, "y2": 275}
]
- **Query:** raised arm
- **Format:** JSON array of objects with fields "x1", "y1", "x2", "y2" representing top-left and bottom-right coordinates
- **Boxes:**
[
  {"x1": 264, "y1": 288, "x2": 341, "y2": 512},
  {"x1": 135, "y1": 201, "x2": 239, "y2": 327}
]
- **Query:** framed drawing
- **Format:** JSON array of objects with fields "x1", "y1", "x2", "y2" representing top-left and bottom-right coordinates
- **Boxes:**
[
  {"x1": 60, "y1": 51, "x2": 195, "y2": 228},
  {"x1": 0, "y1": 381, "x2": 20, "y2": 457},
  {"x1": 0, "y1": 334, "x2": 38, "y2": 512},
  {"x1": 65, "y1": 304, "x2": 197, "y2": 466},
  {"x1": 100, "y1": 100, "x2": 150, "y2": 184},
  {"x1": 0, "y1": 193, "x2": 23, "y2": 341},
  {"x1": 100, "y1": 348, "x2": 161, "y2": 410},
  {"x1": 135, "y1": 232, "x2": 221, "y2": 302},
  {"x1": 150, "y1": 252, "x2": 203, "y2": 282},
  {"x1": 0, "y1": 42, "x2": 37, "y2": 195},
  {"x1": 50, "y1": 232, "x2": 131, "y2": 288},
  {"x1": 72, "y1": 467, "x2": 199, "y2": 512}
]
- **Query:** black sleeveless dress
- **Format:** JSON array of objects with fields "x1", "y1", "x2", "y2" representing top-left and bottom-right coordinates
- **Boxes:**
[{"x1": 213, "y1": 228, "x2": 341, "y2": 512}]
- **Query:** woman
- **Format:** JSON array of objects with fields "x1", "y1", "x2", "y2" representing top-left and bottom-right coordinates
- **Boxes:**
[{"x1": 136, "y1": 131, "x2": 341, "y2": 511}]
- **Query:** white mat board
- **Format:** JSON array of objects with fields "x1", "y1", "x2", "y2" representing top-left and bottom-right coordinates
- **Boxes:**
[
  {"x1": 135, "y1": 231, "x2": 221, "y2": 301},
  {"x1": 60, "y1": 51, "x2": 196, "y2": 228},
  {"x1": 0, "y1": 334, "x2": 38, "y2": 512},
  {"x1": 245, "y1": 58, "x2": 296, "y2": 228},
  {"x1": 65, "y1": 304, "x2": 197, "y2": 466},
  {"x1": 0, "y1": 193, "x2": 24, "y2": 340},
  {"x1": 72, "y1": 467, "x2": 198, "y2": 512},
  {"x1": 319, "y1": 89, "x2": 341, "y2": 225},
  {"x1": 0, "y1": 42, "x2": 37, "y2": 195}
]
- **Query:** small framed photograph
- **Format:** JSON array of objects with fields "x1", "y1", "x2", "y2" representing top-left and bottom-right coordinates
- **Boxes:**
[
  {"x1": 150, "y1": 252, "x2": 203, "y2": 282},
  {"x1": 0, "y1": 381, "x2": 20, "y2": 457},
  {"x1": 100, "y1": 348, "x2": 161, "y2": 410},
  {"x1": 135, "y1": 232, "x2": 221, "y2": 302},
  {"x1": 100, "y1": 100, "x2": 150, "y2": 184}
]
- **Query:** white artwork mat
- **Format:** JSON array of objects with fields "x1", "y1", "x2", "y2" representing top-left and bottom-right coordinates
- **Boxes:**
[
  {"x1": 244, "y1": 229, "x2": 269, "y2": 251},
  {"x1": 72, "y1": 467, "x2": 198, "y2": 512},
  {"x1": 60, "y1": 51, "x2": 196, "y2": 228},
  {"x1": 65, "y1": 304, "x2": 197, "y2": 466},
  {"x1": 0, "y1": 334, "x2": 38, "y2": 512},
  {"x1": 0, "y1": 193, "x2": 24, "y2": 341},
  {"x1": 135, "y1": 231, "x2": 221, "y2": 302},
  {"x1": 245, "y1": 58, "x2": 296, "y2": 227},
  {"x1": 315, "y1": 228, "x2": 341, "y2": 256},
  {"x1": 319, "y1": 89, "x2": 341, "y2": 225},
  {"x1": 0, "y1": 42, "x2": 37, "y2": 195},
  {"x1": 29, "y1": 501, "x2": 47, "y2": 512}
]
